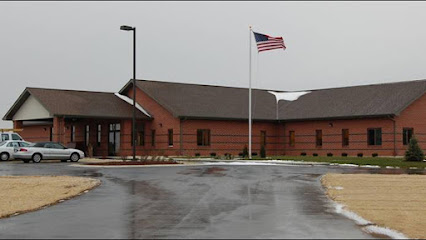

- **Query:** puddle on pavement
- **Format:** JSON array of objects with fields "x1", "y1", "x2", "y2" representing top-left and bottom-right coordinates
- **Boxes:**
[{"x1": 177, "y1": 167, "x2": 227, "y2": 177}]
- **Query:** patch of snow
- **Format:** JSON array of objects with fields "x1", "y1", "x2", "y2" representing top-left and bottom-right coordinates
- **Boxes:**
[
  {"x1": 334, "y1": 203, "x2": 372, "y2": 226},
  {"x1": 386, "y1": 166, "x2": 395, "y2": 169},
  {"x1": 363, "y1": 225, "x2": 408, "y2": 239},
  {"x1": 333, "y1": 186, "x2": 344, "y2": 190},
  {"x1": 338, "y1": 163, "x2": 359, "y2": 167},
  {"x1": 202, "y1": 161, "x2": 279, "y2": 166},
  {"x1": 360, "y1": 165, "x2": 380, "y2": 168},
  {"x1": 268, "y1": 91, "x2": 311, "y2": 102},
  {"x1": 114, "y1": 93, "x2": 152, "y2": 118},
  {"x1": 409, "y1": 167, "x2": 418, "y2": 169}
]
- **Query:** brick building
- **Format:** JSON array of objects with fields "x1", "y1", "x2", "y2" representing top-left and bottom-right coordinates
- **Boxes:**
[{"x1": 3, "y1": 79, "x2": 426, "y2": 157}]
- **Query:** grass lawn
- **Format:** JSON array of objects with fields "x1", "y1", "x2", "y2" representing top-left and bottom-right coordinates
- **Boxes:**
[{"x1": 248, "y1": 155, "x2": 426, "y2": 168}]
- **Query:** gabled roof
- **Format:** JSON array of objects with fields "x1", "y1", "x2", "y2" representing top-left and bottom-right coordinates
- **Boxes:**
[
  {"x1": 120, "y1": 79, "x2": 279, "y2": 120},
  {"x1": 3, "y1": 87, "x2": 151, "y2": 120},
  {"x1": 120, "y1": 79, "x2": 426, "y2": 121},
  {"x1": 278, "y1": 79, "x2": 426, "y2": 121}
]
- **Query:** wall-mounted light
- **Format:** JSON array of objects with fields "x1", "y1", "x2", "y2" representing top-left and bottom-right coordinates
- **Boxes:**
[
  {"x1": 159, "y1": 123, "x2": 163, "y2": 127},
  {"x1": 43, "y1": 127, "x2": 47, "y2": 131},
  {"x1": 329, "y1": 123, "x2": 333, "y2": 127}
]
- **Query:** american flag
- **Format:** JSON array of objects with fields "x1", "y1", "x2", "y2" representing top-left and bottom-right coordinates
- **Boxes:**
[{"x1": 253, "y1": 31, "x2": 286, "y2": 53}]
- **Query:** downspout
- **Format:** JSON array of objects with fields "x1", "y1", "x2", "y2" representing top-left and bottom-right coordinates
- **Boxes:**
[{"x1": 388, "y1": 116, "x2": 397, "y2": 157}]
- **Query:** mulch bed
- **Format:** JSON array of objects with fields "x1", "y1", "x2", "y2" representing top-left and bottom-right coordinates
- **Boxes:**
[{"x1": 85, "y1": 161, "x2": 180, "y2": 166}]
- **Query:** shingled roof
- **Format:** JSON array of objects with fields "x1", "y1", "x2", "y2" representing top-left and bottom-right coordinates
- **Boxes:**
[
  {"x1": 3, "y1": 88, "x2": 151, "y2": 120},
  {"x1": 120, "y1": 79, "x2": 426, "y2": 121}
]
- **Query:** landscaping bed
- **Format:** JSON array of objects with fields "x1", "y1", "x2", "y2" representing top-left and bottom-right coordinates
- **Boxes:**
[
  {"x1": 0, "y1": 176, "x2": 100, "y2": 219},
  {"x1": 248, "y1": 156, "x2": 426, "y2": 168},
  {"x1": 322, "y1": 173, "x2": 426, "y2": 239}
]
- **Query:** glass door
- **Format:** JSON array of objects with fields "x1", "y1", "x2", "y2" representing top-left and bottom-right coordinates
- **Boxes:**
[{"x1": 108, "y1": 123, "x2": 121, "y2": 156}]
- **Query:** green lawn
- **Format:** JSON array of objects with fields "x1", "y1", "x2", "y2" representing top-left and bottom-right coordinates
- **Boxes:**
[{"x1": 248, "y1": 156, "x2": 426, "y2": 169}]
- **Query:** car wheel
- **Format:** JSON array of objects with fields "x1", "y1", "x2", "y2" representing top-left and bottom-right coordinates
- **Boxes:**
[
  {"x1": 60, "y1": 159, "x2": 67, "y2": 163},
  {"x1": 23, "y1": 160, "x2": 30, "y2": 163},
  {"x1": 32, "y1": 154, "x2": 42, "y2": 163},
  {"x1": 0, "y1": 152, "x2": 9, "y2": 161},
  {"x1": 70, "y1": 153, "x2": 80, "y2": 162}
]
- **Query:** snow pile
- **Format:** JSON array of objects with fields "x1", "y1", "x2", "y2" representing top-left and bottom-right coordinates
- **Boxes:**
[
  {"x1": 360, "y1": 165, "x2": 380, "y2": 168},
  {"x1": 332, "y1": 186, "x2": 344, "y2": 190},
  {"x1": 363, "y1": 225, "x2": 408, "y2": 239},
  {"x1": 338, "y1": 163, "x2": 359, "y2": 167},
  {"x1": 334, "y1": 203, "x2": 372, "y2": 225},
  {"x1": 114, "y1": 93, "x2": 151, "y2": 117},
  {"x1": 202, "y1": 161, "x2": 279, "y2": 166},
  {"x1": 268, "y1": 91, "x2": 311, "y2": 102}
]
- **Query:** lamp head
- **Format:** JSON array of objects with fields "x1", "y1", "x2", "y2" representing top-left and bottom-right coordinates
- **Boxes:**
[{"x1": 120, "y1": 25, "x2": 134, "y2": 31}]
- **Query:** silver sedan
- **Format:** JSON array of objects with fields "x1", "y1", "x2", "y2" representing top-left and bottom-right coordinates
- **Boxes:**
[
  {"x1": 0, "y1": 140, "x2": 32, "y2": 161},
  {"x1": 15, "y1": 142, "x2": 85, "y2": 163}
]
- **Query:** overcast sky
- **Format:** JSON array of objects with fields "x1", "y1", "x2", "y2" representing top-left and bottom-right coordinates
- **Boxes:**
[{"x1": 1, "y1": 1, "x2": 426, "y2": 128}]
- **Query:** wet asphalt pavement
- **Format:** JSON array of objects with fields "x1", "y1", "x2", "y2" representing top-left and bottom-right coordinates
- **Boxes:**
[{"x1": 0, "y1": 162, "x2": 378, "y2": 239}]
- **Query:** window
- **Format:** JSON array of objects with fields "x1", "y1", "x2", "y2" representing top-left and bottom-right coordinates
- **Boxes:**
[
  {"x1": 367, "y1": 128, "x2": 382, "y2": 146},
  {"x1": 1, "y1": 134, "x2": 9, "y2": 141},
  {"x1": 50, "y1": 127, "x2": 54, "y2": 141},
  {"x1": 138, "y1": 124, "x2": 145, "y2": 146},
  {"x1": 197, "y1": 129, "x2": 211, "y2": 146},
  {"x1": 316, "y1": 130, "x2": 323, "y2": 147},
  {"x1": 97, "y1": 124, "x2": 101, "y2": 147},
  {"x1": 289, "y1": 131, "x2": 295, "y2": 147},
  {"x1": 85, "y1": 125, "x2": 90, "y2": 146},
  {"x1": 7, "y1": 142, "x2": 19, "y2": 148},
  {"x1": 151, "y1": 130, "x2": 156, "y2": 147},
  {"x1": 342, "y1": 129, "x2": 349, "y2": 146},
  {"x1": 403, "y1": 128, "x2": 414, "y2": 145},
  {"x1": 168, "y1": 129, "x2": 173, "y2": 146},
  {"x1": 11, "y1": 134, "x2": 21, "y2": 140},
  {"x1": 71, "y1": 126, "x2": 76, "y2": 142},
  {"x1": 260, "y1": 131, "x2": 267, "y2": 147},
  {"x1": 19, "y1": 142, "x2": 30, "y2": 147}
]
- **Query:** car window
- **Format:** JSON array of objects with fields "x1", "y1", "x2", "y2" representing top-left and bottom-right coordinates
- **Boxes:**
[
  {"x1": 52, "y1": 143, "x2": 65, "y2": 149},
  {"x1": 19, "y1": 142, "x2": 30, "y2": 147},
  {"x1": 1, "y1": 134, "x2": 9, "y2": 141},
  {"x1": 0, "y1": 141, "x2": 6, "y2": 147},
  {"x1": 11, "y1": 134, "x2": 21, "y2": 140},
  {"x1": 34, "y1": 143, "x2": 46, "y2": 148},
  {"x1": 45, "y1": 143, "x2": 54, "y2": 148},
  {"x1": 7, "y1": 142, "x2": 19, "y2": 147}
]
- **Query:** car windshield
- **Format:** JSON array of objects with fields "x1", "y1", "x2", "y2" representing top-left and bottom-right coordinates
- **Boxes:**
[
  {"x1": 33, "y1": 142, "x2": 46, "y2": 148},
  {"x1": 0, "y1": 141, "x2": 6, "y2": 147}
]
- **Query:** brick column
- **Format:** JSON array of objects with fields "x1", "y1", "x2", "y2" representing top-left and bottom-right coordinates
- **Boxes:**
[
  {"x1": 53, "y1": 116, "x2": 65, "y2": 144},
  {"x1": 13, "y1": 120, "x2": 23, "y2": 129}
]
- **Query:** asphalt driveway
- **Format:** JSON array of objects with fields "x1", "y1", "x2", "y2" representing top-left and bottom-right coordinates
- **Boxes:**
[{"x1": 0, "y1": 162, "x2": 375, "y2": 239}]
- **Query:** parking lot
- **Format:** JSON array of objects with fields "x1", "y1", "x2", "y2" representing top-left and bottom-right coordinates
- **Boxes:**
[{"x1": 0, "y1": 162, "x2": 374, "y2": 239}]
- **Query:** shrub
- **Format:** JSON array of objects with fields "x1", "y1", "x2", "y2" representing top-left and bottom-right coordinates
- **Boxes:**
[
  {"x1": 300, "y1": 152, "x2": 307, "y2": 156},
  {"x1": 372, "y1": 153, "x2": 378, "y2": 157},
  {"x1": 327, "y1": 153, "x2": 333, "y2": 157},
  {"x1": 405, "y1": 136, "x2": 425, "y2": 161},
  {"x1": 341, "y1": 153, "x2": 348, "y2": 157},
  {"x1": 238, "y1": 152, "x2": 244, "y2": 157},
  {"x1": 224, "y1": 153, "x2": 233, "y2": 160},
  {"x1": 357, "y1": 153, "x2": 363, "y2": 157},
  {"x1": 252, "y1": 152, "x2": 258, "y2": 156},
  {"x1": 195, "y1": 153, "x2": 200, "y2": 157},
  {"x1": 260, "y1": 145, "x2": 266, "y2": 158},
  {"x1": 313, "y1": 153, "x2": 318, "y2": 157},
  {"x1": 242, "y1": 145, "x2": 248, "y2": 158},
  {"x1": 210, "y1": 152, "x2": 216, "y2": 157}
]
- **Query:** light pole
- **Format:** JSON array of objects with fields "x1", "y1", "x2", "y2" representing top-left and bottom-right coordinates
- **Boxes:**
[{"x1": 120, "y1": 25, "x2": 136, "y2": 161}]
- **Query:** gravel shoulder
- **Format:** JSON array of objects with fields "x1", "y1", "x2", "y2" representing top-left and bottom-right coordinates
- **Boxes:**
[
  {"x1": 0, "y1": 176, "x2": 100, "y2": 218},
  {"x1": 322, "y1": 173, "x2": 426, "y2": 239}
]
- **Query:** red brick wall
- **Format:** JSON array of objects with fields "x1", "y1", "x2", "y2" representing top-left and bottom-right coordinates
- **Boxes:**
[
  {"x1": 283, "y1": 118, "x2": 395, "y2": 157},
  {"x1": 394, "y1": 93, "x2": 426, "y2": 155}
]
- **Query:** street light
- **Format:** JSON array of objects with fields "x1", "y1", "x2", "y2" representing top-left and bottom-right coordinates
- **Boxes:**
[{"x1": 120, "y1": 25, "x2": 137, "y2": 161}]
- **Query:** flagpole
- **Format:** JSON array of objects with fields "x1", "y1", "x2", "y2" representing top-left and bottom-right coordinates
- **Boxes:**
[{"x1": 248, "y1": 25, "x2": 252, "y2": 160}]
